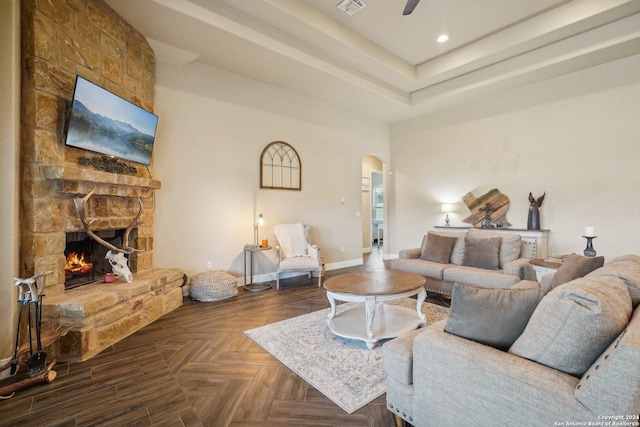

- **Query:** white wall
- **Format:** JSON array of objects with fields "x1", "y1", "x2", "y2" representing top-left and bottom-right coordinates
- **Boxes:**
[
  {"x1": 153, "y1": 62, "x2": 389, "y2": 277},
  {"x1": 0, "y1": 0, "x2": 20, "y2": 360},
  {"x1": 390, "y1": 54, "x2": 640, "y2": 260}
]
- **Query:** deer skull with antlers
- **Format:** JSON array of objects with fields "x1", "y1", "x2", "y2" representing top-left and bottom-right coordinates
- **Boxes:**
[{"x1": 73, "y1": 190, "x2": 145, "y2": 283}]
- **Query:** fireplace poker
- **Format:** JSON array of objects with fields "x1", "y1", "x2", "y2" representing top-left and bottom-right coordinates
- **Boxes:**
[
  {"x1": 10, "y1": 281, "x2": 28, "y2": 375},
  {"x1": 26, "y1": 272, "x2": 50, "y2": 377}
]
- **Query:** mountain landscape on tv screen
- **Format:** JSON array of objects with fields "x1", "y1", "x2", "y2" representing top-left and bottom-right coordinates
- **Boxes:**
[{"x1": 66, "y1": 100, "x2": 154, "y2": 165}]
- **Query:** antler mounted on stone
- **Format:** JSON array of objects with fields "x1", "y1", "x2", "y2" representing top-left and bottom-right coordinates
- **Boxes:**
[
  {"x1": 73, "y1": 191, "x2": 145, "y2": 283},
  {"x1": 73, "y1": 190, "x2": 145, "y2": 255}
]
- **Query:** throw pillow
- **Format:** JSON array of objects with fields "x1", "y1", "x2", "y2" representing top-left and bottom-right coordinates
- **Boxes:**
[
  {"x1": 462, "y1": 237, "x2": 501, "y2": 270},
  {"x1": 467, "y1": 228, "x2": 522, "y2": 268},
  {"x1": 509, "y1": 276, "x2": 632, "y2": 376},
  {"x1": 431, "y1": 231, "x2": 466, "y2": 265},
  {"x1": 548, "y1": 253, "x2": 605, "y2": 289},
  {"x1": 420, "y1": 232, "x2": 458, "y2": 264},
  {"x1": 444, "y1": 283, "x2": 547, "y2": 350},
  {"x1": 586, "y1": 254, "x2": 640, "y2": 307}
]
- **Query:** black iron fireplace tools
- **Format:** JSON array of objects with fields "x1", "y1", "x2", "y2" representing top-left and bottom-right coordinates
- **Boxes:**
[{"x1": 11, "y1": 272, "x2": 51, "y2": 377}]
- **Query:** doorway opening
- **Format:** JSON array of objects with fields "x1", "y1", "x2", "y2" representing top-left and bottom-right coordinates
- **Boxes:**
[{"x1": 361, "y1": 155, "x2": 385, "y2": 254}]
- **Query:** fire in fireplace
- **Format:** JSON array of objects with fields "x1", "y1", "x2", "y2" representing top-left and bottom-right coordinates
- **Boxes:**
[
  {"x1": 64, "y1": 229, "x2": 134, "y2": 289},
  {"x1": 65, "y1": 251, "x2": 93, "y2": 274}
]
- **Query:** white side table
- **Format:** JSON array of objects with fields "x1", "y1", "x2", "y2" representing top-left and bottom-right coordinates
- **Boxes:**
[
  {"x1": 243, "y1": 245, "x2": 272, "y2": 292},
  {"x1": 529, "y1": 259, "x2": 562, "y2": 281}
]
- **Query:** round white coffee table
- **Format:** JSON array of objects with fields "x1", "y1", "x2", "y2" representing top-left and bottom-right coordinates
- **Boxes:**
[{"x1": 323, "y1": 270, "x2": 426, "y2": 349}]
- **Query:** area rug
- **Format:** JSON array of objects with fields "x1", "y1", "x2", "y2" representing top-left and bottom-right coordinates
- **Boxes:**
[{"x1": 244, "y1": 298, "x2": 449, "y2": 413}]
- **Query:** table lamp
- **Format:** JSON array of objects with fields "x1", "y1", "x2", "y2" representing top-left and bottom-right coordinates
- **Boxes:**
[
  {"x1": 254, "y1": 213, "x2": 265, "y2": 245},
  {"x1": 441, "y1": 204, "x2": 453, "y2": 226}
]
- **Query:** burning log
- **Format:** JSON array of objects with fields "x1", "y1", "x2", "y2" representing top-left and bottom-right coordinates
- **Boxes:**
[{"x1": 65, "y1": 251, "x2": 93, "y2": 274}]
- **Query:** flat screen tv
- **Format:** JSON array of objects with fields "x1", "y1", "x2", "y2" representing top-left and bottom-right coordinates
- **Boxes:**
[{"x1": 65, "y1": 76, "x2": 158, "y2": 166}]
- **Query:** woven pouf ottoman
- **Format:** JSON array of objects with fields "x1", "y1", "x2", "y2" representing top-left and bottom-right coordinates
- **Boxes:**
[{"x1": 190, "y1": 271, "x2": 238, "y2": 302}]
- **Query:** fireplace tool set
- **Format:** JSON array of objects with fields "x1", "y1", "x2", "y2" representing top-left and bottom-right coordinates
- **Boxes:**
[
  {"x1": 11, "y1": 271, "x2": 51, "y2": 377},
  {"x1": 0, "y1": 271, "x2": 62, "y2": 398}
]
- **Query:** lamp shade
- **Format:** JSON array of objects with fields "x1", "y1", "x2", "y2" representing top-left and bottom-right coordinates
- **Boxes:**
[{"x1": 441, "y1": 204, "x2": 453, "y2": 213}]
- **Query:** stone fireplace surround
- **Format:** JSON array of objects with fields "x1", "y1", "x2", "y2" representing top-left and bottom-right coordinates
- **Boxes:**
[
  {"x1": 38, "y1": 167, "x2": 184, "y2": 362},
  {"x1": 20, "y1": 0, "x2": 183, "y2": 362}
]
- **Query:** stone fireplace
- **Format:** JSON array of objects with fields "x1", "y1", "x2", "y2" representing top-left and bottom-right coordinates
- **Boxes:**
[{"x1": 20, "y1": 0, "x2": 183, "y2": 362}]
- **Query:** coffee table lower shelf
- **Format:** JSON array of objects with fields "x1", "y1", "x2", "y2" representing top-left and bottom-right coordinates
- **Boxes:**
[{"x1": 328, "y1": 304, "x2": 424, "y2": 350}]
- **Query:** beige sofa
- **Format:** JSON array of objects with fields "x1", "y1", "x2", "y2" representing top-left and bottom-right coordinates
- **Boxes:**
[
  {"x1": 383, "y1": 254, "x2": 640, "y2": 426},
  {"x1": 390, "y1": 228, "x2": 537, "y2": 289}
]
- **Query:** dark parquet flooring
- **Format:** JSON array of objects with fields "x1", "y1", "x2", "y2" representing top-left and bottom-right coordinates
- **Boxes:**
[{"x1": 1, "y1": 247, "x2": 440, "y2": 426}]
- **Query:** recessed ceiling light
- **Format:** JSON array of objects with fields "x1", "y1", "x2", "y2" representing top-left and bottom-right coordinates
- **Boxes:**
[{"x1": 437, "y1": 34, "x2": 449, "y2": 43}]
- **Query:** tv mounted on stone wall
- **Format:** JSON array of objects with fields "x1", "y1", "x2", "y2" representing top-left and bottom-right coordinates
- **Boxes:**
[{"x1": 65, "y1": 76, "x2": 158, "y2": 166}]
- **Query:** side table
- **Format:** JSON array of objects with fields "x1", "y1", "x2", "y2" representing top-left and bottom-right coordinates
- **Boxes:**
[
  {"x1": 243, "y1": 245, "x2": 272, "y2": 292},
  {"x1": 529, "y1": 259, "x2": 562, "y2": 281}
]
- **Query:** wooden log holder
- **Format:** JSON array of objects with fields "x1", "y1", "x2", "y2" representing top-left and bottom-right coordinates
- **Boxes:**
[{"x1": 0, "y1": 325, "x2": 68, "y2": 399}]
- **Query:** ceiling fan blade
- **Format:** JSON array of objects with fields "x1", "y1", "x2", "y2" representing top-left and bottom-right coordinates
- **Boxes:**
[{"x1": 403, "y1": 0, "x2": 420, "y2": 15}]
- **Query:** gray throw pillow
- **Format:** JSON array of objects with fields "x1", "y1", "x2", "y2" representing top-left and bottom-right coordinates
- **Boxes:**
[
  {"x1": 467, "y1": 228, "x2": 522, "y2": 268},
  {"x1": 549, "y1": 253, "x2": 604, "y2": 288},
  {"x1": 431, "y1": 231, "x2": 466, "y2": 265},
  {"x1": 462, "y1": 237, "x2": 501, "y2": 270},
  {"x1": 444, "y1": 283, "x2": 547, "y2": 350},
  {"x1": 509, "y1": 276, "x2": 632, "y2": 376},
  {"x1": 586, "y1": 254, "x2": 640, "y2": 307},
  {"x1": 420, "y1": 232, "x2": 457, "y2": 264}
]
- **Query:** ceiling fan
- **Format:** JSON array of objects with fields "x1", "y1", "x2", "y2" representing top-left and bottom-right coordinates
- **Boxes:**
[{"x1": 403, "y1": 0, "x2": 421, "y2": 15}]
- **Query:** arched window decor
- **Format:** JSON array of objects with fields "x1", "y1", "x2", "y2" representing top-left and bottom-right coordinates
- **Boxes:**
[{"x1": 260, "y1": 141, "x2": 301, "y2": 190}]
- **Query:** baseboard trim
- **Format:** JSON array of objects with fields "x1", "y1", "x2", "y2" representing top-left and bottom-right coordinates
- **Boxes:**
[
  {"x1": 326, "y1": 258, "x2": 363, "y2": 271},
  {"x1": 239, "y1": 257, "x2": 371, "y2": 285}
]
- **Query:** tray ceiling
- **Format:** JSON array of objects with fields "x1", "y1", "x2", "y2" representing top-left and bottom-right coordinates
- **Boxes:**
[{"x1": 105, "y1": 0, "x2": 640, "y2": 122}]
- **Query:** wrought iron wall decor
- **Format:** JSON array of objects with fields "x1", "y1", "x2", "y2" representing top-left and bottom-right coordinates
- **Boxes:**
[
  {"x1": 260, "y1": 141, "x2": 301, "y2": 190},
  {"x1": 78, "y1": 155, "x2": 138, "y2": 175}
]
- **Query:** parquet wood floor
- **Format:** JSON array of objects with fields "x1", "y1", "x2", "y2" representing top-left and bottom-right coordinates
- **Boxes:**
[{"x1": 1, "y1": 248, "x2": 437, "y2": 426}]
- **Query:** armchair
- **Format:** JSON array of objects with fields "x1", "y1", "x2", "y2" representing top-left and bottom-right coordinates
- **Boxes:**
[{"x1": 273, "y1": 223, "x2": 322, "y2": 290}]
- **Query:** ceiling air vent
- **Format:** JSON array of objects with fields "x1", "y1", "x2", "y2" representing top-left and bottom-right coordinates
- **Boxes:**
[{"x1": 337, "y1": 0, "x2": 367, "y2": 16}]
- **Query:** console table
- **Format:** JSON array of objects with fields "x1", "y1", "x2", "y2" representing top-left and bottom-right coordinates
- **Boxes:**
[{"x1": 434, "y1": 226, "x2": 550, "y2": 259}]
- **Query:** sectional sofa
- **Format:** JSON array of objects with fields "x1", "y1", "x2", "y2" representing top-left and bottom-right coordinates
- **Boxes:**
[{"x1": 383, "y1": 254, "x2": 640, "y2": 426}]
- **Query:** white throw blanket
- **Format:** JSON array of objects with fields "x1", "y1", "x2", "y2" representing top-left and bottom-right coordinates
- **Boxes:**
[{"x1": 274, "y1": 223, "x2": 308, "y2": 257}]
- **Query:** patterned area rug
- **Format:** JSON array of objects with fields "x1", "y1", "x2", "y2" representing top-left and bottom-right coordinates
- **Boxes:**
[{"x1": 244, "y1": 298, "x2": 449, "y2": 413}]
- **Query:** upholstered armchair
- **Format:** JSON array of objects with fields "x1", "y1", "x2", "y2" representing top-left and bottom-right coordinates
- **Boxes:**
[{"x1": 273, "y1": 223, "x2": 322, "y2": 290}]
